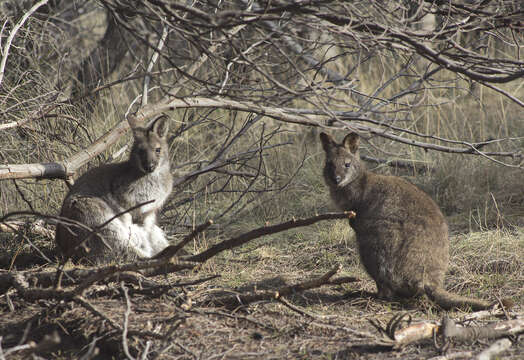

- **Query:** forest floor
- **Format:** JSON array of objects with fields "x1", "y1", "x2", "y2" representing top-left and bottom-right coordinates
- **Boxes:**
[{"x1": 0, "y1": 218, "x2": 523, "y2": 359}]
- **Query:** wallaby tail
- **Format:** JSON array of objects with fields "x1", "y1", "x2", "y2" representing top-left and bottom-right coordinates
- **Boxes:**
[{"x1": 424, "y1": 286, "x2": 492, "y2": 311}]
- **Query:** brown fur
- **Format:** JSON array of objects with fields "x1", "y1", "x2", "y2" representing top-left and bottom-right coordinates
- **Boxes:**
[{"x1": 320, "y1": 132, "x2": 491, "y2": 310}]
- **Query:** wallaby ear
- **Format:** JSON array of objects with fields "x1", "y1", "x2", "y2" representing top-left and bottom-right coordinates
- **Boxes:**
[
  {"x1": 319, "y1": 132, "x2": 335, "y2": 152},
  {"x1": 150, "y1": 115, "x2": 169, "y2": 138},
  {"x1": 342, "y1": 132, "x2": 359, "y2": 154}
]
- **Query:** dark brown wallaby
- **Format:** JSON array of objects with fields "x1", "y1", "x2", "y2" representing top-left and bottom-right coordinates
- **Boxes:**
[
  {"x1": 320, "y1": 132, "x2": 492, "y2": 310},
  {"x1": 55, "y1": 116, "x2": 172, "y2": 264}
]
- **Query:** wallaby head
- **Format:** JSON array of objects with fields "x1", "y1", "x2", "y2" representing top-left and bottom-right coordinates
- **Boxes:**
[
  {"x1": 320, "y1": 132, "x2": 363, "y2": 188},
  {"x1": 129, "y1": 116, "x2": 169, "y2": 174}
]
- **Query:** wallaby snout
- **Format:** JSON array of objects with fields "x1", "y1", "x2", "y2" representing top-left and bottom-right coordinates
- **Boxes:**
[
  {"x1": 133, "y1": 144, "x2": 161, "y2": 174},
  {"x1": 325, "y1": 161, "x2": 345, "y2": 186}
]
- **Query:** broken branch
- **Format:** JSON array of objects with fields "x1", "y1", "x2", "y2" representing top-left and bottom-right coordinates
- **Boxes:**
[
  {"x1": 440, "y1": 316, "x2": 524, "y2": 342},
  {"x1": 212, "y1": 264, "x2": 352, "y2": 308}
]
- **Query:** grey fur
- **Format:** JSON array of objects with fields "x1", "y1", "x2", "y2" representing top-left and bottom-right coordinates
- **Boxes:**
[
  {"x1": 320, "y1": 132, "x2": 491, "y2": 310},
  {"x1": 55, "y1": 117, "x2": 172, "y2": 263}
]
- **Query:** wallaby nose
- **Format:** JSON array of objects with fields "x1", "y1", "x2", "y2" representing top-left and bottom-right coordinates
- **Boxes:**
[{"x1": 335, "y1": 175, "x2": 341, "y2": 184}]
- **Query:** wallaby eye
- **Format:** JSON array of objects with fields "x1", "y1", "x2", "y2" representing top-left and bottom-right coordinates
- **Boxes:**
[
  {"x1": 155, "y1": 147, "x2": 161, "y2": 154},
  {"x1": 345, "y1": 162, "x2": 351, "y2": 168}
]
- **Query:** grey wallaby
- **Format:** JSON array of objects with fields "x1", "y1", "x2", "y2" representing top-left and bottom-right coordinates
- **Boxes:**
[
  {"x1": 55, "y1": 116, "x2": 173, "y2": 263},
  {"x1": 320, "y1": 132, "x2": 493, "y2": 310}
]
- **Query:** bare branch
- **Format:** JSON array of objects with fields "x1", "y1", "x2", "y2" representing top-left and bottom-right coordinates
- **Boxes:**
[
  {"x1": 0, "y1": 0, "x2": 49, "y2": 87},
  {"x1": 212, "y1": 264, "x2": 344, "y2": 308},
  {"x1": 121, "y1": 282, "x2": 136, "y2": 360},
  {"x1": 440, "y1": 316, "x2": 524, "y2": 342},
  {"x1": 0, "y1": 220, "x2": 54, "y2": 239},
  {"x1": 142, "y1": 24, "x2": 169, "y2": 107}
]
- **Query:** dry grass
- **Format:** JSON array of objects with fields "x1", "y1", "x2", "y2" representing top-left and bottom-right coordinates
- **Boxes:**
[{"x1": 1, "y1": 218, "x2": 522, "y2": 359}]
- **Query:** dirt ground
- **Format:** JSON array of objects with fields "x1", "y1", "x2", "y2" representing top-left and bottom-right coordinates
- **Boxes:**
[{"x1": 0, "y1": 223, "x2": 522, "y2": 359}]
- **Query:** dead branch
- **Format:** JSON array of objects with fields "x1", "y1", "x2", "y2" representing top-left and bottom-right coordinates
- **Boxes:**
[
  {"x1": 74, "y1": 296, "x2": 165, "y2": 341},
  {"x1": 393, "y1": 321, "x2": 439, "y2": 348},
  {"x1": 276, "y1": 295, "x2": 323, "y2": 319},
  {"x1": 0, "y1": 332, "x2": 60, "y2": 359},
  {"x1": 0, "y1": 260, "x2": 194, "y2": 294},
  {"x1": 307, "y1": 12, "x2": 524, "y2": 84},
  {"x1": 309, "y1": 320, "x2": 379, "y2": 340},
  {"x1": 459, "y1": 304, "x2": 514, "y2": 323},
  {"x1": 1, "y1": 13, "x2": 246, "y2": 181},
  {"x1": 187, "y1": 211, "x2": 356, "y2": 263},
  {"x1": 0, "y1": 220, "x2": 54, "y2": 239},
  {"x1": 2, "y1": 256, "x2": 197, "y2": 301},
  {"x1": 78, "y1": 338, "x2": 100, "y2": 360},
  {"x1": 361, "y1": 155, "x2": 430, "y2": 173},
  {"x1": 121, "y1": 275, "x2": 220, "y2": 298},
  {"x1": 368, "y1": 309, "x2": 523, "y2": 350},
  {"x1": 440, "y1": 316, "x2": 524, "y2": 342},
  {"x1": 1, "y1": 211, "x2": 355, "y2": 296},
  {"x1": 113, "y1": 97, "x2": 524, "y2": 160},
  {"x1": 0, "y1": 0, "x2": 50, "y2": 87},
  {"x1": 138, "y1": 340, "x2": 152, "y2": 360},
  {"x1": 74, "y1": 295, "x2": 122, "y2": 332},
  {"x1": 142, "y1": 25, "x2": 168, "y2": 107},
  {"x1": 369, "y1": 312, "x2": 438, "y2": 349},
  {"x1": 121, "y1": 283, "x2": 135, "y2": 360},
  {"x1": 2, "y1": 92, "x2": 521, "y2": 181},
  {"x1": 211, "y1": 264, "x2": 358, "y2": 308},
  {"x1": 0, "y1": 22, "x2": 251, "y2": 182}
]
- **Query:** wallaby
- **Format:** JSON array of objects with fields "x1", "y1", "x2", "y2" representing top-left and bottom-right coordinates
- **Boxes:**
[
  {"x1": 320, "y1": 132, "x2": 492, "y2": 310},
  {"x1": 55, "y1": 116, "x2": 173, "y2": 263}
]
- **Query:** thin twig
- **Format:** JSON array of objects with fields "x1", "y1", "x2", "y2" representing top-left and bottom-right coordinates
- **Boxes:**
[
  {"x1": 121, "y1": 283, "x2": 135, "y2": 360},
  {"x1": 142, "y1": 25, "x2": 168, "y2": 106},
  {"x1": 212, "y1": 264, "x2": 343, "y2": 308}
]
